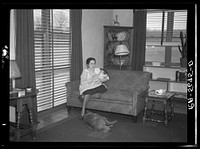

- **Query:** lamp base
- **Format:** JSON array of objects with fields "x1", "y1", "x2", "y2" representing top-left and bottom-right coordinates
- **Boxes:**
[{"x1": 116, "y1": 57, "x2": 125, "y2": 70}]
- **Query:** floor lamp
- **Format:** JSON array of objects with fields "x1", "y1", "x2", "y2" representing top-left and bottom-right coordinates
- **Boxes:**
[{"x1": 115, "y1": 44, "x2": 130, "y2": 70}]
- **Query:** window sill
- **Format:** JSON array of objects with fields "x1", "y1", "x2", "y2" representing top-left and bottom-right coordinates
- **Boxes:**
[
  {"x1": 144, "y1": 64, "x2": 181, "y2": 69},
  {"x1": 151, "y1": 78, "x2": 187, "y2": 84}
]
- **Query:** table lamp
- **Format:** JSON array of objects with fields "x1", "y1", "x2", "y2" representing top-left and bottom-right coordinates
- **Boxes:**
[
  {"x1": 10, "y1": 60, "x2": 21, "y2": 93},
  {"x1": 115, "y1": 44, "x2": 130, "y2": 70}
]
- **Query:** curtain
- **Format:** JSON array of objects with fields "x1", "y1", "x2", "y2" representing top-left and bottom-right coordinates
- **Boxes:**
[
  {"x1": 15, "y1": 9, "x2": 36, "y2": 89},
  {"x1": 15, "y1": 9, "x2": 37, "y2": 124},
  {"x1": 70, "y1": 9, "x2": 83, "y2": 81},
  {"x1": 131, "y1": 9, "x2": 147, "y2": 71}
]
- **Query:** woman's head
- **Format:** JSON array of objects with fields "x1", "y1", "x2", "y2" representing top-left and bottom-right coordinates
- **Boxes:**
[{"x1": 86, "y1": 57, "x2": 96, "y2": 69}]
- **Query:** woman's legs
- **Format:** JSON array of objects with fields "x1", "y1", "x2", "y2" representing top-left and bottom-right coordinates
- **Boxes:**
[
  {"x1": 81, "y1": 85, "x2": 107, "y2": 117},
  {"x1": 81, "y1": 94, "x2": 90, "y2": 117}
]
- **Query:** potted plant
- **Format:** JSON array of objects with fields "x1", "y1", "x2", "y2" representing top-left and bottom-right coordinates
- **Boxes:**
[{"x1": 178, "y1": 31, "x2": 187, "y2": 68}]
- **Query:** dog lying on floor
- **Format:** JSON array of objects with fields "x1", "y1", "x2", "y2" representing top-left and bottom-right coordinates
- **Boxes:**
[{"x1": 83, "y1": 111, "x2": 117, "y2": 133}]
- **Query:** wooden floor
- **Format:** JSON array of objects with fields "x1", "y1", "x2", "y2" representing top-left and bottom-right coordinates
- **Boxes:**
[
  {"x1": 9, "y1": 105, "x2": 71, "y2": 141},
  {"x1": 20, "y1": 106, "x2": 188, "y2": 142},
  {"x1": 38, "y1": 102, "x2": 187, "y2": 131},
  {"x1": 37, "y1": 105, "x2": 70, "y2": 130},
  {"x1": 10, "y1": 101, "x2": 187, "y2": 141},
  {"x1": 35, "y1": 98, "x2": 187, "y2": 130}
]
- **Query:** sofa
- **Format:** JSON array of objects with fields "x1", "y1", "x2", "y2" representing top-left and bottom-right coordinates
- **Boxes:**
[{"x1": 65, "y1": 69, "x2": 152, "y2": 122}]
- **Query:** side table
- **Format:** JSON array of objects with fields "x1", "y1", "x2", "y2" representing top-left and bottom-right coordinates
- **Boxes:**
[
  {"x1": 10, "y1": 89, "x2": 39, "y2": 141},
  {"x1": 143, "y1": 90, "x2": 175, "y2": 127}
]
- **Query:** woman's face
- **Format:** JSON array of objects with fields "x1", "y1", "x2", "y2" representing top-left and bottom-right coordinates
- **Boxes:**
[{"x1": 87, "y1": 60, "x2": 96, "y2": 69}]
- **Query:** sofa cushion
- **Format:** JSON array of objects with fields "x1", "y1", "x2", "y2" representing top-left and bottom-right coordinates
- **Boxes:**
[
  {"x1": 100, "y1": 88, "x2": 133, "y2": 103},
  {"x1": 105, "y1": 69, "x2": 151, "y2": 90}
]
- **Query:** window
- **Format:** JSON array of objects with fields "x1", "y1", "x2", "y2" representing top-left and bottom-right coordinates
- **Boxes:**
[
  {"x1": 34, "y1": 9, "x2": 71, "y2": 112},
  {"x1": 145, "y1": 9, "x2": 187, "y2": 67}
]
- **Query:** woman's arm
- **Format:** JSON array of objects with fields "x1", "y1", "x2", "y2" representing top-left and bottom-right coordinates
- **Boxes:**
[
  {"x1": 100, "y1": 74, "x2": 109, "y2": 82},
  {"x1": 80, "y1": 69, "x2": 100, "y2": 85}
]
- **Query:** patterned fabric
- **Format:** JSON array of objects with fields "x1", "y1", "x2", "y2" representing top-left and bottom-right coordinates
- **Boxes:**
[
  {"x1": 79, "y1": 68, "x2": 109, "y2": 95},
  {"x1": 79, "y1": 68, "x2": 101, "y2": 95}
]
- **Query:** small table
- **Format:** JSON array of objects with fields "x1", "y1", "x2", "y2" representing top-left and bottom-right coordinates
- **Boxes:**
[
  {"x1": 10, "y1": 89, "x2": 39, "y2": 141},
  {"x1": 143, "y1": 90, "x2": 175, "y2": 127}
]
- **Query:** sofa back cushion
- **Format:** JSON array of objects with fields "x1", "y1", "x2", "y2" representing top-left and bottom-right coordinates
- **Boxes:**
[{"x1": 104, "y1": 69, "x2": 152, "y2": 90}]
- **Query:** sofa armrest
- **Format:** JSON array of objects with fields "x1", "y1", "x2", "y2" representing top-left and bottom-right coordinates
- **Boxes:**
[
  {"x1": 65, "y1": 82, "x2": 72, "y2": 99},
  {"x1": 65, "y1": 80, "x2": 80, "y2": 98},
  {"x1": 133, "y1": 85, "x2": 150, "y2": 97},
  {"x1": 132, "y1": 85, "x2": 150, "y2": 103},
  {"x1": 131, "y1": 85, "x2": 150, "y2": 115}
]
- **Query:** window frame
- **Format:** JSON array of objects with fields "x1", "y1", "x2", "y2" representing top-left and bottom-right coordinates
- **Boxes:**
[
  {"x1": 34, "y1": 9, "x2": 71, "y2": 112},
  {"x1": 145, "y1": 9, "x2": 187, "y2": 67}
]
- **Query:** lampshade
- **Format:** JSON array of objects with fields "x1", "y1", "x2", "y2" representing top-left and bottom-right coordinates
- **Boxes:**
[
  {"x1": 115, "y1": 44, "x2": 130, "y2": 56},
  {"x1": 10, "y1": 60, "x2": 21, "y2": 79}
]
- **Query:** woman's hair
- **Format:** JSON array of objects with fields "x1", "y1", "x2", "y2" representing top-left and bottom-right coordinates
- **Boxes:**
[{"x1": 86, "y1": 57, "x2": 96, "y2": 65}]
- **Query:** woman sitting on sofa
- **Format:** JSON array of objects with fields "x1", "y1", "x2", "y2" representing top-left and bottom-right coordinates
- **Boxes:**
[{"x1": 79, "y1": 57, "x2": 109, "y2": 118}]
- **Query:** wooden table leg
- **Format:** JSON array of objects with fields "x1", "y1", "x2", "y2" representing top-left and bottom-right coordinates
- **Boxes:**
[
  {"x1": 163, "y1": 100, "x2": 168, "y2": 127},
  {"x1": 15, "y1": 111, "x2": 21, "y2": 141},
  {"x1": 15, "y1": 98, "x2": 23, "y2": 142},
  {"x1": 170, "y1": 98, "x2": 175, "y2": 119},
  {"x1": 151, "y1": 100, "x2": 155, "y2": 115},
  {"x1": 143, "y1": 97, "x2": 148, "y2": 123},
  {"x1": 27, "y1": 102, "x2": 36, "y2": 140}
]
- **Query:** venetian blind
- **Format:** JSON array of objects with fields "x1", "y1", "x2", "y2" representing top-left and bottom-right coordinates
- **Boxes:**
[
  {"x1": 34, "y1": 9, "x2": 71, "y2": 112},
  {"x1": 146, "y1": 9, "x2": 187, "y2": 46}
]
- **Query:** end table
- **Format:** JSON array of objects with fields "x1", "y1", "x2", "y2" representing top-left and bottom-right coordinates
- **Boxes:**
[
  {"x1": 10, "y1": 88, "x2": 39, "y2": 141},
  {"x1": 143, "y1": 90, "x2": 175, "y2": 127}
]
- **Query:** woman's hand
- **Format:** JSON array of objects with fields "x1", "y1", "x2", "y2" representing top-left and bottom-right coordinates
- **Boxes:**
[{"x1": 100, "y1": 75, "x2": 109, "y2": 82}]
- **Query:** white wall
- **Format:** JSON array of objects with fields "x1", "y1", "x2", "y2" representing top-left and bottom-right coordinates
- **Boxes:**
[
  {"x1": 81, "y1": 9, "x2": 133, "y2": 69},
  {"x1": 113, "y1": 9, "x2": 133, "y2": 26},
  {"x1": 82, "y1": 9, "x2": 113, "y2": 69}
]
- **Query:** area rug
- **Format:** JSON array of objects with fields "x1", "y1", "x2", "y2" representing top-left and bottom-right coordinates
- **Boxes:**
[{"x1": 21, "y1": 109, "x2": 187, "y2": 142}]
